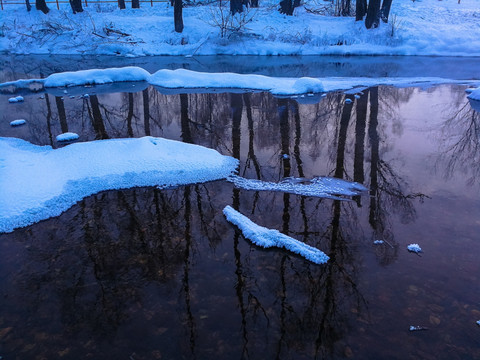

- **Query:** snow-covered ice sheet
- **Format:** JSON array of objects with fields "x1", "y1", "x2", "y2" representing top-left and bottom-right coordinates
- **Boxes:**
[
  {"x1": 44, "y1": 67, "x2": 150, "y2": 87},
  {"x1": 2, "y1": 67, "x2": 479, "y2": 97},
  {"x1": 227, "y1": 175, "x2": 367, "y2": 199},
  {"x1": 223, "y1": 205, "x2": 329, "y2": 265},
  {"x1": 0, "y1": 136, "x2": 238, "y2": 233},
  {"x1": 150, "y1": 69, "x2": 324, "y2": 95}
]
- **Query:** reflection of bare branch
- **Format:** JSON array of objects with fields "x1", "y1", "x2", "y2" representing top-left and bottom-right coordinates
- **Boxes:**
[{"x1": 437, "y1": 101, "x2": 480, "y2": 186}]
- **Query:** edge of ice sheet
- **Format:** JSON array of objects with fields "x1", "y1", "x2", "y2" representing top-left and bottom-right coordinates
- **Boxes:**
[
  {"x1": 0, "y1": 136, "x2": 238, "y2": 233},
  {"x1": 227, "y1": 175, "x2": 367, "y2": 199},
  {"x1": 223, "y1": 205, "x2": 329, "y2": 265},
  {"x1": 467, "y1": 87, "x2": 480, "y2": 101},
  {"x1": 2, "y1": 67, "x2": 480, "y2": 96}
]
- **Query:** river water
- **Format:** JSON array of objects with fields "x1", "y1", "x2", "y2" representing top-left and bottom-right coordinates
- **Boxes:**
[{"x1": 0, "y1": 56, "x2": 479, "y2": 359}]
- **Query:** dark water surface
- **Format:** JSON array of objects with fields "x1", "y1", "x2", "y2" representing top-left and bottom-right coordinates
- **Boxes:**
[{"x1": 1, "y1": 82, "x2": 480, "y2": 359}]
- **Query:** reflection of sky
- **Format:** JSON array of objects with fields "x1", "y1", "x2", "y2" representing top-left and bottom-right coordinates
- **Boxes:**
[{"x1": 0, "y1": 83, "x2": 480, "y2": 359}]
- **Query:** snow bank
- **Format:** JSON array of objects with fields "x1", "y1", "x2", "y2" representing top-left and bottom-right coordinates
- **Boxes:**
[
  {"x1": 0, "y1": 136, "x2": 238, "y2": 233},
  {"x1": 223, "y1": 205, "x2": 329, "y2": 265},
  {"x1": 150, "y1": 69, "x2": 324, "y2": 95},
  {"x1": 1, "y1": 0, "x2": 480, "y2": 57},
  {"x1": 227, "y1": 175, "x2": 367, "y2": 199},
  {"x1": 44, "y1": 67, "x2": 150, "y2": 88}
]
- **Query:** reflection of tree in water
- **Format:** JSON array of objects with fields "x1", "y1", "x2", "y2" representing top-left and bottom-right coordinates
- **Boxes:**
[
  {"x1": 2, "y1": 186, "x2": 209, "y2": 358},
  {"x1": 437, "y1": 99, "x2": 480, "y2": 186},
  {"x1": 359, "y1": 87, "x2": 424, "y2": 265},
  {"x1": 0, "y1": 86, "x2": 435, "y2": 358}
]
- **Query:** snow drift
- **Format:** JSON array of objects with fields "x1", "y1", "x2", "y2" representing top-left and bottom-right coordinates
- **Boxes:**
[{"x1": 0, "y1": 136, "x2": 238, "y2": 233}]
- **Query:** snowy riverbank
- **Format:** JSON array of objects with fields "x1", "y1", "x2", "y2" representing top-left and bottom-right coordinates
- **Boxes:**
[{"x1": 1, "y1": 0, "x2": 479, "y2": 57}]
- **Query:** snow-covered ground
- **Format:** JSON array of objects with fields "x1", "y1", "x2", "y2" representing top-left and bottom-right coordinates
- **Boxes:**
[
  {"x1": 0, "y1": 0, "x2": 479, "y2": 57},
  {"x1": 0, "y1": 136, "x2": 238, "y2": 233}
]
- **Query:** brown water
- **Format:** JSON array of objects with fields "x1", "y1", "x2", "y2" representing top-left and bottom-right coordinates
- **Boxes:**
[{"x1": 0, "y1": 84, "x2": 479, "y2": 359}]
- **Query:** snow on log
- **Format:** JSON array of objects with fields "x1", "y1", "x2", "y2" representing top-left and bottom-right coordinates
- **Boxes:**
[{"x1": 223, "y1": 205, "x2": 329, "y2": 265}]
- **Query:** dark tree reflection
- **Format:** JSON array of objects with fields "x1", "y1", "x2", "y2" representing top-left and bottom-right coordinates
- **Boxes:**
[
  {"x1": 0, "y1": 85, "x2": 458, "y2": 360},
  {"x1": 437, "y1": 99, "x2": 480, "y2": 186}
]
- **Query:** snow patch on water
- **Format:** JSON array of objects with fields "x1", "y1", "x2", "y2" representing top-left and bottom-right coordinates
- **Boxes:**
[
  {"x1": 227, "y1": 175, "x2": 367, "y2": 199},
  {"x1": 223, "y1": 205, "x2": 329, "y2": 265},
  {"x1": 0, "y1": 137, "x2": 238, "y2": 233},
  {"x1": 56, "y1": 132, "x2": 79, "y2": 142}
]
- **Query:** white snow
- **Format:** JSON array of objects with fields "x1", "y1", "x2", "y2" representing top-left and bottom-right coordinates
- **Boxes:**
[
  {"x1": 10, "y1": 119, "x2": 27, "y2": 126},
  {"x1": 0, "y1": 0, "x2": 479, "y2": 57},
  {"x1": 407, "y1": 244, "x2": 422, "y2": 253},
  {"x1": 467, "y1": 88, "x2": 480, "y2": 101},
  {"x1": 3, "y1": 67, "x2": 477, "y2": 96},
  {"x1": 8, "y1": 96, "x2": 24, "y2": 103},
  {"x1": 0, "y1": 136, "x2": 238, "y2": 233},
  {"x1": 44, "y1": 67, "x2": 150, "y2": 87},
  {"x1": 409, "y1": 326, "x2": 427, "y2": 332},
  {"x1": 223, "y1": 205, "x2": 329, "y2": 265},
  {"x1": 56, "y1": 132, "x2": 80, "y2": 142},
  {"x1": 227, "y1": 175, "x2": 367, "y2": 199},
  {"x1": 373, "y1": 240, "x2": 384, "y2": 245},
  {"x1": 150, "y1": 69, "x2": 324, "y2": 95}
]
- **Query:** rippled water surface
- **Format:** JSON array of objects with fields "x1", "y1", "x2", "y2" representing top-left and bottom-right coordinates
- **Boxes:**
[{"x1": 1, "y1": 75, "x2": 480, "y2": 359}]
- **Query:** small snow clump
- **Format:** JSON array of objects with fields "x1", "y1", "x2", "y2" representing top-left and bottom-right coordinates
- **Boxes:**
[
  {"x1": 407, "y1": 243, "x2": 422, "y2": 253},
  {"x1": 10, "y1": 119, "x2": 27, "y2": 126},
  {"x1": 8, "y1": 96, "x2": 24, "y2": 103},
  {"x1": 56, "y1": 132, "x2": 80, "y2": 142}
]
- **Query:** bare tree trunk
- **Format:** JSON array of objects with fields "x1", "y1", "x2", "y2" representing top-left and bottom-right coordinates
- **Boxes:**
[
  {"x1": 118, "y1": 0, "x2": 126, "y2": 9},
  {"x1": 230, "y1": 0, "x2": 243, "y2": 15},
  {"x1": 356, "y1": 0, "x2": 367, "y2": 20},
  {"x1": 380, "y1": 0, "x2": 393, "y2": 22},
  {"x1": 279, "y1": 0, "x2": 293, "y2": 15},
  {"x1": 365, "y1": 0, "x2": 381, "y2": 28},
  {"x1": 339, "y1": 0, "x2": 351, "y2": 16},
  {"x1": 25, "y1": 0, "x2": 32, "y2": 11},
  {"x1": 35, "y1": 0, "x2": 49, "y2": 14},
  {"x1": 132, "y1": 0, "x2": 140, "y2": 9},
  {"x1": 69, "y1": 0, "x2": 83, "y2": 13},
  {"x1": 174, "y1": 0, "x2": 184, "y2": 33}
]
